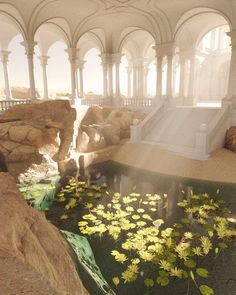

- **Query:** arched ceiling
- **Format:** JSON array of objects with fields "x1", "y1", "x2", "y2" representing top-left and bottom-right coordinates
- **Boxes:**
[
  {"x1": 77, "y1": 29, "x2": 105, "y2": 59},
  {"x1": 175, "y1": 12, "x2": 229, "y2": 50},
  {"x1": 0, "y1": 0, "x2": 235, "y2": 52},
  {"x1": 35, "y1": 22, "x2": 70, "y2": 55},
  {"x1": 119, "y1": 27, "x2": 154, "y2": 59},
  {"x1": 0, "y1": 13, "x2": 22, "y2": 49}
]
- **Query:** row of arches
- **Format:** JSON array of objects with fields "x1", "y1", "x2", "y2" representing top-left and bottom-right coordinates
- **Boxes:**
[{"x1": 0, "y1": 7, "x2": 233, "y2": 104}]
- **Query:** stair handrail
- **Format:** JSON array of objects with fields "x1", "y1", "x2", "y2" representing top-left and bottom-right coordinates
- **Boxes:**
[
  {"x1": 207, "y1": 105, "x2": 230, "y2": 144},
  {"x1": 195, "y1": 105, "x2": 230, "y2": 157},
  {"x1": 130, "y1": 102, "x2": 165, "y2": 142}
]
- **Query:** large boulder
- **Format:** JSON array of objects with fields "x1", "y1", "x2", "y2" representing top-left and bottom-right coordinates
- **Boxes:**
[
  {"x1": 225, "y1": 127, "x2": 236, "y2": 152},
  {"x1": 0, "y1": 172, "x2": 88, "y2": 295},
  {"x1": 105, "y1": 109, "x2": 145, "y2": 138},
  {"x1": 94, "y1": 123, "x2": 120, "y2": 145},
  {"x1": 80, "y1": 105, "x2": 105, "y2": 126},
  {"x1": 0, "y1": 102, "x2": 146, "y2": 177},
  {"x1": 79, "y1": 125, "x2": 107, "y2": 152},
  {"x1": 0, "y1": 100, "x2": 76, "y2": 179}
]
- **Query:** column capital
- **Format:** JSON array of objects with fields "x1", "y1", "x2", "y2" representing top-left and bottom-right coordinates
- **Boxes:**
[
  {"x1": 100, "y1": 53, "x2": 113, "y2": 65},
  {"x1": 39, "y1": 55, "x2": 50, "y2": 67},
  {"x1": 21, "y1": 40, "x2": 37, "y2": 57},
  {"x1": 65, "y1": 48, "x2": 80, "y2": 62},
  {"x1": 0, "y1": 50, "x2": 11, "y2": 63},
  {"x1": 131, "y1": 57, "x2": 147, "y2": 67},
  {"x1": 153, "y1": 42, "x2": 174, "y2": 57},
  {"x1": 112, "y1": 53, "x2": 123, "y2": 65},
  {"x1": 100, "y1": 53, "x2": 123, "y2": 65},
  {"x1": 76, "y1": 60, "x2": 86, "y2": 70},
  {"x1": 227, "y1": 30, "x2": 236, "y2": 48}
]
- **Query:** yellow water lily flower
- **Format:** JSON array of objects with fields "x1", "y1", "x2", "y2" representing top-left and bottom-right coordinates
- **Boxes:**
[
  {"x1": 65, "y1": 198, "x2": 77, "y2": 209},
  {"x1": 112, "y1": 277, "x2": 120, "y2": 286},
  {"x1": 111, "y1": 250, "x2": 128, "y2": 264}
]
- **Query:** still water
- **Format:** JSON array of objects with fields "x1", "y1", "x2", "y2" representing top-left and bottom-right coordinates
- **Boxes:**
[{"x1": 46, "y1": 161, "x2": 236, "y2": 295}]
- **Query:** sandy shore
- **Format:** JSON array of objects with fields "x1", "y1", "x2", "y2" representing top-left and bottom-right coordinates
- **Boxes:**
[{"x1": 112, "y1": 142, "x2": 236, "y2": 185}]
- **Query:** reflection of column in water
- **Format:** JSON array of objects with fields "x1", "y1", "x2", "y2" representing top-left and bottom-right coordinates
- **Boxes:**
[
  {"x1": 157, "y1": 196, "x2": 164, "y2": 218},
  {"x1": 112, "y1": 174, "x2": 121, "y2": 193},
  {"x1": 165, "y1": 182, "x2": 179, "y2": 220},
  {"x1": 186, "y1": 186, "x2": 194, "y2": 223},
  {"x1": 140, "y1": 181, "x2": 154, "y2": 196},
  {"x1": 120, "y1": 174, "x2": 133, "y2": 195},
  {"x1": 78, "y1": 155, "x2": 85, "y2": 180}
]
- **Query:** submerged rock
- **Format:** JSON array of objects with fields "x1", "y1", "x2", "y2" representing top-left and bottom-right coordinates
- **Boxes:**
[{"x1": 0, "y1": 172, "x2": 88, "y2": 295}]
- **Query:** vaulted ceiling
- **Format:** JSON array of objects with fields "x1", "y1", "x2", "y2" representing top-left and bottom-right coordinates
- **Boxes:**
[{"x1": 0, "y1": 0, "x2": 235, "y2": 53}]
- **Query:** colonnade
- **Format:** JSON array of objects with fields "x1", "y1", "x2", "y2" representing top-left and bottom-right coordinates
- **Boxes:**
[{"x1": 0, "y1": 30, "x2": 235, "y2": 106}]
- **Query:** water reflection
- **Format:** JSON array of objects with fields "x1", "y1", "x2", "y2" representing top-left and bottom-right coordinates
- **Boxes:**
[{"x1": 47, "y1": 161, "x2": 236, "y2": 295}]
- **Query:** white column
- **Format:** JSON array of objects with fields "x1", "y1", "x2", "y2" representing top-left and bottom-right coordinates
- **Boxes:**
[
  {"x1": 210, "y1": 29, "x2": 216, "y2": 50},
  {"x1": 132, "y1": 64, "x2": 138, "y2": 98},
  {"x1": 172, "y1": 62, "x2": 178, "y2": 98},
  {"x1": 137, "y1": 59, "x2": 144, "y2": 98},
  {"x1": 108, "y1": 58, "x2": 113, "y2": 98},
  {"x1": 102, "y1": 63, "x2": 108, "y2": 97},
  {"x1": 66, "y1": 48, "x2": 80, "y2": 100},
  {"x1": 21, "y1": 40, "x2": 37, "y2": 100},
  {"x1": 153, "y1": 45, "x2": 164, "y2": 99},
  {"x1": 77, "y1": 60, "x2": 85, "y2": 98},
  {"x1": 101, "y1": 53, "x2": 115, "y2": 98},
  {"x1": 0, "y1": 50, "x2": 12, "y2": 99},
  {"x1": 155, "y1": 43, "x2": 174, "y2": 100},
  {"x1": 143, "y1": 62, "x2": 149, "y2": 97},
  {"x1": 112, "y1": 53, "x2": 122, "y2": 99},
  {"x1": 101, "y1": 55, "x2": 108, "y2": 98},
  {"x1": 166, "y1": 53, "x2": 173, "y2": 98},
  {"x1": 126, "y1": 66, "x2": 132, "y2": 97},
  {"x1": 156, "y1": 56, "x2": 163, "y2": 98},
  {"x1": 218, "y1": 27, "x2": 224, "y2": 51},
  {"x1": 179, "y1": 53, "x2": 186, "y2": 100},
  {"x1": 39, "y1": 55, "x2": 49, "y2": 99},
  {"x1": 225, "y1": 30, "x2": 236, "y2": 105},
  {"x1": 188, "y1": 54, "x2": 196, "y2": 104}
]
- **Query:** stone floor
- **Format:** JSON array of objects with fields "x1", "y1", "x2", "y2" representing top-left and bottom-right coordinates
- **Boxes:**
[{"x1": 112, "y1": 142, "x2": 236, "y2": 184}]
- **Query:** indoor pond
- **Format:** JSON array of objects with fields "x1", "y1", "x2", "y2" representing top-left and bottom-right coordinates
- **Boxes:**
[{"x1": 30, "y1": 162, "x2": 236, "y2": 295}]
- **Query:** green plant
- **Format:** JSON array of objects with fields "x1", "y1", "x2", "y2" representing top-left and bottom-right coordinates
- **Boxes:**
[{"x1": 76, "y1": 188, "x2": 236, "y2": 295}]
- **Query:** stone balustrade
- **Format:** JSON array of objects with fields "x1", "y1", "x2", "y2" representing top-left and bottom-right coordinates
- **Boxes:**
[{"x1": 0, "y1": 100, "x2": 32, "y2": 112}]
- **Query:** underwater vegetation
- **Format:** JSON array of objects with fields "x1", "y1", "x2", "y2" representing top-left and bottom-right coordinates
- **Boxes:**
[{"x1": 53, "y1": 177, "x2": 236, "y2": 295}]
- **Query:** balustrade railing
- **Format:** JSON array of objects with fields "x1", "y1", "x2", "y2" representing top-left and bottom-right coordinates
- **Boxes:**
[
  {"x1": 81, "y1": 97, "x2": 111, "y2": 106},
  {"x1": 120, "y1": 97, "x2": 156, "y2": 108},
  {"x1": 0, "y1": 99, "x2": 32, "y2": 112},
  {"x1": 195, "y1": 105, "x2": 230, "y2": 158},
  {"x1": 130, "y1": 102, "x2": 165, "y2": 142}
]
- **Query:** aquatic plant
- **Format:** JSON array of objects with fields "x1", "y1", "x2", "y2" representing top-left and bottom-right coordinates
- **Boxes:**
[
  {"x1": 75, "y1": 186, "x2": 236, "y2": 295},
  {"x1": 20, "y1": 175, "x2": 59, "y2": 211}
]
